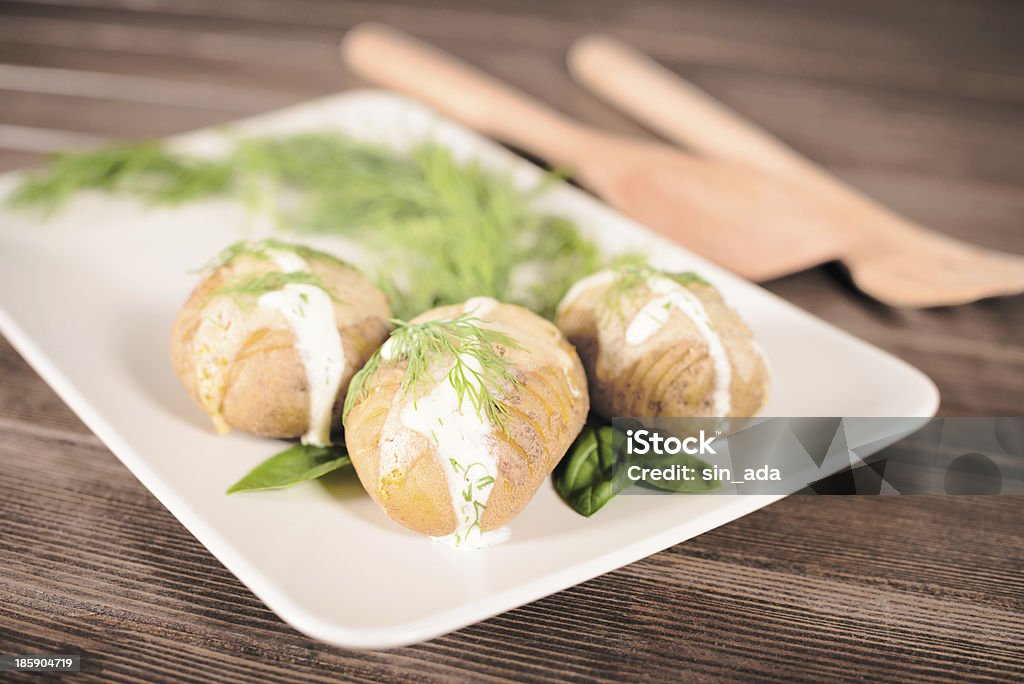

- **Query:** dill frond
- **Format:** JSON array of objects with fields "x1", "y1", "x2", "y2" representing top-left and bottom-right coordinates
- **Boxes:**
[
  {"x1": 6, "y1": 132, "x2": 602, "y2": 320},
  {"x1": 601, "y1": 262, "x2": 711, "y2": 324},
  {"x1": 343, "y1": 313, "x2": 521, "y2": 428},
  {"x1": 201, "y1": 238, "x2": 350, "y2": 272},
  {"x1": 7, "y1": 143, "x2": 233, "y2": 214},
  {"x1": 207, "y1": 271, "x2": 332, "y2": 307}
]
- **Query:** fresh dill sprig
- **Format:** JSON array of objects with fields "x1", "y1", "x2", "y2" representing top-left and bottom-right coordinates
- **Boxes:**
[
  {"x1": 5, "y1": 132, "x2": 601, "y2": 320},
  {"x1": 7, "y1": 143, "x2": 233, "y2": 214},
  {"x1": 207, "y1": 271, "x2": 332, "y2": 307},
  {"x1": 601, "y1": 262, "x2": 711, "y2": 323},
  {"x1": 344, "y1": 313, "x2": 521, "y2": 428},
  {"x1": 454, "y1": 461, "x2": 494, "y2": 544},
  {"x1": 674, "y1": 273, "x2": 709, "y2": 287},
  {"x1": 201, "y1": 238, "x2": 350, "y2": 272}
]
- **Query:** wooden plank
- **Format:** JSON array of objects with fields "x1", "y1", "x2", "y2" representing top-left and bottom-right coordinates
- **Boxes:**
[
  {"x1": 0, "y1": 91, "x2": 255, "y2": 138},
  {"x1": 4, "y1": 0, "x2": 1024, "y2": 99},
  {"x1": 0, "y1": 63, "x2": 302, "y2": 111},
  {"x1": 0, "y1": 149, "x2": 47, "y2": 172},
  {"x1": 3, "y1": 4, "x2": 1024, "y2": 188},
  {"x1": 0, "y1": 43, "x2": 339, "y2": 95}
]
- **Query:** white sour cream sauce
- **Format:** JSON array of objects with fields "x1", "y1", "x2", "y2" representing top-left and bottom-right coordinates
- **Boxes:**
[
  {"x1": 193, "y1": 249, "x2": 345, "y2": 446},
  {"x1": 258, "y1": 282, "x2": 344, "y2": 447},
  {"x1": 379, "y1": 296, "x2": 510, "y2": 549},
  {"x1": 259, "y1": 250, "x2": 344, "y2": 447},
  {"x1": 463, "y1": 295, "x2": 497, "y2": 317}
]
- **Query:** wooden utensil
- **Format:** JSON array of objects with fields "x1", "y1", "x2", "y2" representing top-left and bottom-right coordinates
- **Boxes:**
[
  {"x1": 341, "y1": 24, "x2": 1024, "y2": 306},
  {"x1": 567, "y1": 35, "x2": 1024, "y2": 307}
]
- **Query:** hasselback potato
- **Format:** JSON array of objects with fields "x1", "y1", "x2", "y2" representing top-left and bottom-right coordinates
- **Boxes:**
[
  {"x1": 171, "y1": 239, "x2": 391, "y2": 446},
  {"x1": 343, "y1": 297, "x2": 588, "y2": 547},
  {"x1": 555, "y1": 265, "x2": 769, "y2": 419}
]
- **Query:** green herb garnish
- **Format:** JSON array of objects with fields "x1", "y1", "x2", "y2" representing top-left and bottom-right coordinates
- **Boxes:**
[
  {"x1": 344, "y1": 313, "x2": 521, "y2": 428},
  {"x1": 6, "y1": 142, "x2": 234, "y2": 212},
  {"x1": 207, "y1": 270, "x2": 332, "y2": 307},
  {"x1": 202, "y1": 238, "x2": 350, "y2": 272},
  {"x1": 601, "y1": 262, "x2": 710, "y2": 323},
  {"x1": 227, "y1": 443, "x2": 351, "y2": 494},
  {"x1": 451, "y1": 461, "x2": 495, "y2": 544},
  {"x1": 8, "y1": 132, "x2": 601, "y2": 319}
]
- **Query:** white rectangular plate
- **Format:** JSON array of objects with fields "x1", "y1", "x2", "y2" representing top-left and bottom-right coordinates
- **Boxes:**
[{"x1": 0, "y1": 91, "x2": 939, "y2": 648}]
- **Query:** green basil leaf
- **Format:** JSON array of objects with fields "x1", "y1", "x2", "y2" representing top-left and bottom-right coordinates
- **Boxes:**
[
  {"x1": 553, "y1": 423, "x2": 629, "y2": 517},
  {"x1": 227, "y1": 443, "x2": 351, "y2": 494}
]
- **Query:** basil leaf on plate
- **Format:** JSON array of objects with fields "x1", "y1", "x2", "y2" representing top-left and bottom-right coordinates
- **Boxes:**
[
  {"x1": 227, "y1": 443, "x2": 351, "y2": 494},
  {"x1": 553, "y1": 423, "x2": 629, "y2": 517}
]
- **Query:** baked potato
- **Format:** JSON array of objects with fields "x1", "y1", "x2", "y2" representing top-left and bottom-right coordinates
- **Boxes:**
[
  {"x1": 171, "y1": 239, "x2": 391, "y2": 446},
  {"x1": 555, "y1": 265, "x2": 768, "y2": 419},
  {"x1": 343, "y1": 297, "x2": 588, "y2": 547}
]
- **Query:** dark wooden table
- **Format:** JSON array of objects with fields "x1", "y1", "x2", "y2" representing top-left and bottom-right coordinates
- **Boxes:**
[{"x1": 1, "y1": 1, "x2": 1022, "y2": 681}]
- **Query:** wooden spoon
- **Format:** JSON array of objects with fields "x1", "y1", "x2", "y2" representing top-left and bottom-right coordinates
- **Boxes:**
[{"x1": 568, "y1": 35, "x2": 1024, "y2": 308}]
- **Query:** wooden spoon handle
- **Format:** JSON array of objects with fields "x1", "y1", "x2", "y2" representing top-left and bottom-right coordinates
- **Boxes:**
[
  {"x1": 567, "y1": 35, "x2": 925, "y2": 234},
  {"x1": 568, "y1": 35, "x2": 814, "y2": 177},
  {"x1": 342, "y1": 23, "x2": 592, "y2": 167}
]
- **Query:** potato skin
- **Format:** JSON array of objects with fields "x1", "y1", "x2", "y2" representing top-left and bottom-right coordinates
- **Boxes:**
[
  {"x1": 343, "y1": 301, "x2": 589, "y2": 537},
  {"x1": 555, "y1": 273, "x2": 768, "y2": 419},
  {"x1": 171, "y1": 252, "x2": 391, "y2": 439}
]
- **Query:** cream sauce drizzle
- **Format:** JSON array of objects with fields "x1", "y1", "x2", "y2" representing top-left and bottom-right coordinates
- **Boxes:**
[
  {"x1": 404, "y1": 352, "x2": 506, "y2": 549},
  {"x1": 625, "y1": 276, "x2": 732, "y2": 416},
  {"x1": 463, "y1": 296, "x2": 498, "y2": 317},
  {"x1": 377, "y1": 298, "x2": 508, "y2": 549},
  {"x1": 258, "y1": 283, "x2": 344, "y2": 447},
  {"x1": 267, "y1": 249, "x2": 307, "y2": 273},
  {"x1": 193, "y1": 248, "x2": 345, "y2": 444}
]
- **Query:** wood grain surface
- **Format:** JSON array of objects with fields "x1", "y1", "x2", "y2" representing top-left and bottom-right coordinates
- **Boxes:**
[{"x1": 0, "y1": 1, "x2": 1022, "y2": 681}]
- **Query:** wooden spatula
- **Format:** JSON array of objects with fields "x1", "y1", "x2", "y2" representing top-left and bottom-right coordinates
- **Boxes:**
[
  {"x1": 567, "y1": 35, "x2": 1024, "y2": 308},
  {"x1": 341, "y1": 24, "x2": 1024, "y2": 307}
]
